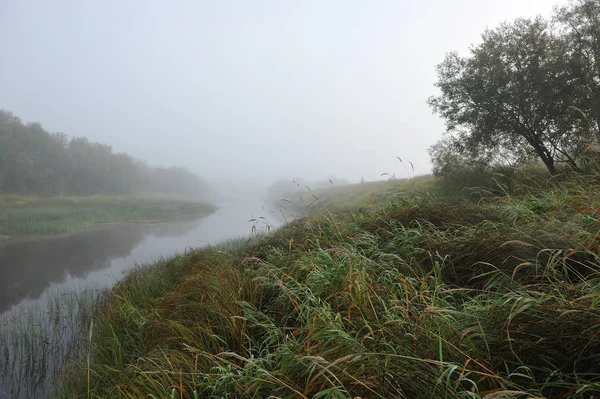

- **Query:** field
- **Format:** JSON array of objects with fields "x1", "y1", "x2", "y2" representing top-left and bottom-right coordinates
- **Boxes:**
[
  {"x1": 60, "y1": 172, "x2": 600, "y2": 398},
  {"x1": 0, "y1": 195, "x2": 216, "y2": 238}
]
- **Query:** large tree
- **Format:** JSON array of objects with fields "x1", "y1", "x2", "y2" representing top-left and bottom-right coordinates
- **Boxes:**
[
  {"x1": 556, "y1": 0, "x2": 600, "y2": 143},
  {"x1": 428, "y1": 17, "x2": 591, "y2": 174}
]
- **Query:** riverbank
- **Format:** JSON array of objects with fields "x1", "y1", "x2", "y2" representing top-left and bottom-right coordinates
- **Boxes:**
[
  {"x1": 62, "y1": 174, "x2": 600, "y2": 398},
  {"x1": 0, "y1": 195, "x2": 216, "y2": 238}
]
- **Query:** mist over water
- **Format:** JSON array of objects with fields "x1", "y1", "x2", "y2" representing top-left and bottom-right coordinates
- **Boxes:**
[
  {"x1": 0, "y1": 0, "x2": 565, "y2": 186},
  {"x1": 0, "y1": 222, "x2": 196, "y2": 314},
  {"x1": 0, "y1": 1, "x2": 580, "y2": 396},
  {"x1": 0, "y1": 196, "x2": 293, "y2": 398},
  {"x1": 0, "y1": 197, "x2": 289, "y2": 318}
]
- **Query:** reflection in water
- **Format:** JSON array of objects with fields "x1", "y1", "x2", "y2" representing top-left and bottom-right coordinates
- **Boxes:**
[
  {"x1": 0, "y1": 198, "x2": 293, "y2": 398},
  {"x1": 0, "y1": 221, "x2": 201, "y2": 314},
  {"x1": 0, "y1": 198, "x2": 292, "y2": 317}
]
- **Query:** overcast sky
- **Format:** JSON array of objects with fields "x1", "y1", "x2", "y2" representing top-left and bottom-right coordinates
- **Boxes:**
[{"x1": 0, "y1": 0, "x2": 566, "y2": 186}]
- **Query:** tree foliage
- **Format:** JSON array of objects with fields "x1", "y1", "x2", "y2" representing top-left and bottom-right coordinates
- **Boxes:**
[
  {"x1": 0, "y1": 110, "x2": 209, "y2": 197},
  {"x1": 429, "y1": 1, "x2": 600, "y2": 175},
  {"x1": 556, "y1": 0, "x2": 600, "y2": 141}
]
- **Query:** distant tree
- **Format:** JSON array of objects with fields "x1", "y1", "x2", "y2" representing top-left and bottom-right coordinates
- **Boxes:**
[
  {"x1": 428, "y1": 17, "x2": 592, "y2": 174},
  {"x1": 0, "y1": 109, "x2": 210, "y2": 198}
]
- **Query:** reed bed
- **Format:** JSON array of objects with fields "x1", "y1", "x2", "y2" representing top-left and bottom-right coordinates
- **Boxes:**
[{"x1": 0, "y1": 195, "x2": 216, "y2": 237}]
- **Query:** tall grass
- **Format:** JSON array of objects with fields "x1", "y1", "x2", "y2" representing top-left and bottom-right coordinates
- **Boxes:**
[
  {"x1": 0, "y1": 195, "x2": 216, "y2": 238},
  {"x1": 60, "y1": 174, "x2": 600, "y2": 398},
  {"x1": 0, "y1": 288, "x2": 98, "y2": 398}
]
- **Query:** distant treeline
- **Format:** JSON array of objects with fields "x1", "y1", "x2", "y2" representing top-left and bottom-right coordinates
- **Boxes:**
[{"x1": 0, "y1": 110, "x2": 208, "y2": 197}]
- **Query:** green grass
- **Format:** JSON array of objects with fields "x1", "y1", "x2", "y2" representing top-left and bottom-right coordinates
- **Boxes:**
[
  {"x1": 0, "y1": 288, "x2": 98, "y2": 398},
  {"x1": 279, "y1": 175, "x2": 434, "y2": 217},
  {"x1": 0, "y1": 195, "x2": 216, "y2": 238},
  {"x1": 59, "y1": 173, "x2": 600, "y2": 398}
]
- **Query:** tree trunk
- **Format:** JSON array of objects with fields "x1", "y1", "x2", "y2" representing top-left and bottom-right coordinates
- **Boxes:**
[
  {"x1": 533, "y1": 146, "x2": 557, "y2": 175},
  {"x1": 523, "y1": 134, "x2": 557, "y2": 175},
  {"x1": 542, "y1": 156, "x2": 557, "y2": 175},
  {"x1": 562, "y1": 153, "x2": 583, "y2": 173}
]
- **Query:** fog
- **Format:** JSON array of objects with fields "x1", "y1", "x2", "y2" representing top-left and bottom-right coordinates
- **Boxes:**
[{"x1": 0, "y1": 0, "x2": 565, "y2": 188}]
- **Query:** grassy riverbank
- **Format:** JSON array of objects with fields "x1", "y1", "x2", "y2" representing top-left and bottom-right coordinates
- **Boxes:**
[
  {"x1": 62, "y1": 173, "x2": 600, "y2": 398},
  {"x1": 0, "y1": 195, "x2": 216, "y2": 238}
]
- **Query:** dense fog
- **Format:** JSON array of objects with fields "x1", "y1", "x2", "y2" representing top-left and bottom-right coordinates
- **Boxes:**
[{"x1": 0, "y1": 0, "x2": 564, "y2": 196}]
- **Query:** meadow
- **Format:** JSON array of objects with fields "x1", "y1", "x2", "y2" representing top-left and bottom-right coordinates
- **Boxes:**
[
  {"x1": 58, "y1": 170, "x2": 600, "y2": 398},
  {"x1": 0, "y1": 195, "x2": 216, "y2": 238}
]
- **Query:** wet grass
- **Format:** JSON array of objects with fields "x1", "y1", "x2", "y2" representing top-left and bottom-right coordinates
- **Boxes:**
[
  {"x1": 0, "y1": 288, "x2": 98, "y2": 398},
  {"x1": 60, "y1": 173, "x2": 600, "y2": 398},
  {"x1": 275, "y1": 176, "x2": 434, "y2": 222},
  {"x1": 0, "y1": 195, "x2": 216, "y2": 238}
]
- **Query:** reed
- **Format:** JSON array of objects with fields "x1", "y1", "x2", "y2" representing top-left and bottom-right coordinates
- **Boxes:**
[
  {"x1": 0, "y1": 195, "x2": 216, "y2": 238},
  {"x1": 59, "y1": 173, "x2": 600, "y2": 398}
]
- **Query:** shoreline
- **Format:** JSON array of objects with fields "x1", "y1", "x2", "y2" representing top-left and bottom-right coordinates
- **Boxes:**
[{"x1": 0, "y1": 195, "x2": 217, "y2": 239}]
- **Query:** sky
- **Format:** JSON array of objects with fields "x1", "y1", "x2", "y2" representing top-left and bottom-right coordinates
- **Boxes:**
[{"x1": 0, "y1": 0, "x2": 566, "y2": 187}]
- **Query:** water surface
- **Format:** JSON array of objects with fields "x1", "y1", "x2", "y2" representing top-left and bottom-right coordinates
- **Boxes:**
[
  {"x1": 0, "y1": 198, "x2": 287, "y2": 317},
  {"x1": 0, "y1": 198, "x2": 292, "y2": 398}
]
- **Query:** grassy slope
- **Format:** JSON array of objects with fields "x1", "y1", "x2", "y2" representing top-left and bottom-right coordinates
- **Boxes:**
[
  {"x1": 0, "y1": 195, "x2": 216, "y2": 238},
  {"x1": 63, "y1": 175, "x2": 600, "y2": 398}
]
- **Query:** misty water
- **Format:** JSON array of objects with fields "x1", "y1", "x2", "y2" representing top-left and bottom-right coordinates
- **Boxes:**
[{"x1": 0, "y1": 197, "x2": 292, "y2": 398}]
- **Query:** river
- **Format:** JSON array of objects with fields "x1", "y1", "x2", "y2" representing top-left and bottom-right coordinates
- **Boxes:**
[{"x1": 0, "y1": 197, "x2": 293, "y2": 398}]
